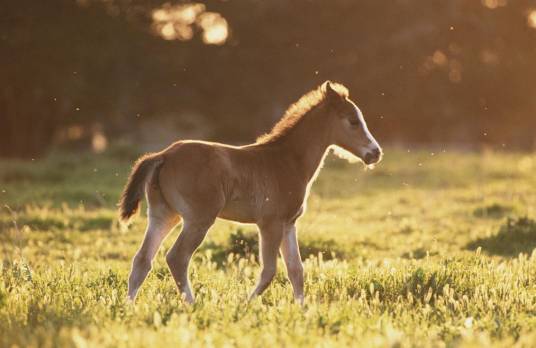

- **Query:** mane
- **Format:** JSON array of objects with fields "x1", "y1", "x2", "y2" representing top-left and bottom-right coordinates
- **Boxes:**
[{"x1": 256, "y1": 82, "x2": 349, "y2": 144}]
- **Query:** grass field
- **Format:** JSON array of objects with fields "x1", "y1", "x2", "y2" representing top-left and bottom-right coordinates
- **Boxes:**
[{"x1": 1, "y1": 147, "x2": 535, "y2": 347}]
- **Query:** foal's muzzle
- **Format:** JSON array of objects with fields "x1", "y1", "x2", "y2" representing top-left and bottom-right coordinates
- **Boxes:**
[{"x1": 363, "y1": 147, "x2": 382, "y2": 165}]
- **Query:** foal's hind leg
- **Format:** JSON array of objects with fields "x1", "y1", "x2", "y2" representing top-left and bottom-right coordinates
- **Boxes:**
[
  {"x1": 127, "y1": 187, "x2": 180, "y2": 301},
  {"x1": 166, "y1": 218, "x2": 215, "y2": 304}
]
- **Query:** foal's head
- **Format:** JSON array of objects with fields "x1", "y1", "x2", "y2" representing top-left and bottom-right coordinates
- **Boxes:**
[{"x1": 323, "y1": 81, "x2": 382, "y2": 165}]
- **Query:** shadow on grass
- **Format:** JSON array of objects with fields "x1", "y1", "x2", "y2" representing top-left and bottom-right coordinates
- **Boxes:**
[
  {"x1": 465, "y1": 217, "x2": 536, "y2": 257},
  {"x1": 203, "y1": 228, "x2": 347, "y2": 266},
  {"x1": 473, "y1": 203, "x2": 513, "y2": 219}
]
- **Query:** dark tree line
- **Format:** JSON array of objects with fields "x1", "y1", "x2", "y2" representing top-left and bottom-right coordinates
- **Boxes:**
[{"x1": 1, "y1": 0, "x2": 536, "y2": 157}]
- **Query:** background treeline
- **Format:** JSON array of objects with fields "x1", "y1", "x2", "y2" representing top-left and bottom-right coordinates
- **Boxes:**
[{"x1": 2, "y1": 0, "x2": 536, "y2": 157}]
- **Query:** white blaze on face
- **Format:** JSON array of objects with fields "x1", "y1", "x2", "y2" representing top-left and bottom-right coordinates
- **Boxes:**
[{"x1": 353, "y1": 104, "x2": 381, "y2": 153}]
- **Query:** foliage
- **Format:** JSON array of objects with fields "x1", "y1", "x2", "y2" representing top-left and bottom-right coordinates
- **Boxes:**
[
  {"x1": 1, "y1": 148, "x2": 536, "y2": 347},
  {"x1": 2, "y1": 1, "x2": 536, "y2": 156}
]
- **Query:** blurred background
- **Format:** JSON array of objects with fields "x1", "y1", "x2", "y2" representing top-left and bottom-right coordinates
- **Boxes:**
[{"x1": 2, "y1": 0, "x2": 536, "y2": 158}]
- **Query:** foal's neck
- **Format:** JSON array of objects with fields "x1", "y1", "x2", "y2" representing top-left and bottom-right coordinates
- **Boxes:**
[{"x1": 279, "y1": 106, "x2": 332, "y2": 182}]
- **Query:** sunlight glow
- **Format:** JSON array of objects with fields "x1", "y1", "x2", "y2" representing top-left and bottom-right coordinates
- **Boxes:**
[
  {"x1": 152, "y1": 3, "x2": 204, "y2": 41},
  {"x1": 431, "y1": 50, "x2": 447, "y2": 67},
  {"x1": 152, "y1": 3, "x2": 204, "y2": 24},
  {"x1": 420, "y1": 49, "x2": 463, "y2": 83},
  {"x1": 151, "y1": 3, "x2": 228, "y2": 44},
  {"x1": 197, "y1": 12, "x2": 229, "y2": 45},
  {"x1": 528, "y1": 10, "x2": 536, "y2": 29},
  {"x1": 92, "y1": 131, "x2": 107, "y2": 153},
  {"x1": 67, "y1": 125, "x2": 83, "y2": 140},
  {"x1": 481, "y1": 0, "x2": 507, "y2": 9}
]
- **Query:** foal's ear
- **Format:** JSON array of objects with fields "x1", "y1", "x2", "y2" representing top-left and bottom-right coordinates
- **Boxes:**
[{"x1": 322, "y1": 81, "x2": 343, "y2": 102}]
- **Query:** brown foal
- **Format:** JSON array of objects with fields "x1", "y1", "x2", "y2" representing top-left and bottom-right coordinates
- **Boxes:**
[{"x1": 119, "y1": 81, "x2": 382, "y2": 304}]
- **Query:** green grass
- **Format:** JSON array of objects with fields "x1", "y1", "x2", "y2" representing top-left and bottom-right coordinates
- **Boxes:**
[{"x1": 1, "y1": 147, "x2": 535, "y2": 347}]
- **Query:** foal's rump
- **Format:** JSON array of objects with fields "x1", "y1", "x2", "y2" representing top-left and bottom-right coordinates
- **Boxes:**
[
  {"x1": 155, "y1": 141, "x2": 234, "y2": 218},
  {"x1": 118, "y1": 140, "x2": 234, "y2": 223}
]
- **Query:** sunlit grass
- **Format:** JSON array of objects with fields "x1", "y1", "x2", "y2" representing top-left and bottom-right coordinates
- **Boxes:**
[{"x1": 1, "y1": 147, "x2": 535, "y2": 347}]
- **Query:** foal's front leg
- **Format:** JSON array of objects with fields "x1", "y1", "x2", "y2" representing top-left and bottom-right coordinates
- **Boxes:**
[
  {"x1": 249, "y1": 222, "x2": 284, "y2": 300},
  {"x1": 280, "y1": 225, "x2": 304, "y2": 304}
]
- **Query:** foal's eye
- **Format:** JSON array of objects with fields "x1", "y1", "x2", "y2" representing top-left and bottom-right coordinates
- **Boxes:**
[{"x1": 348, "y1": 118, "x2": 361, "y2": 127}]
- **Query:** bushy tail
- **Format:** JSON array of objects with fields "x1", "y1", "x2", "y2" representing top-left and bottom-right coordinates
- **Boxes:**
[{"x1": 118, "y1": 153, "x2": 164, "y2": 223}]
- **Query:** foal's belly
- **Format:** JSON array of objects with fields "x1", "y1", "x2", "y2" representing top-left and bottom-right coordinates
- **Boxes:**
[
  {"x1": 218, "y1": 200, "x2": 259, "y2": 224},
  {"x1": 218, "y1": 194, "x2": 305, "y2": 224}
]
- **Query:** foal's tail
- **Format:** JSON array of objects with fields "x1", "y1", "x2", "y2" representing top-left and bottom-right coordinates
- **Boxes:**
[{"x1": 118, "y1": 153, "x2": 164, "y2": 223}]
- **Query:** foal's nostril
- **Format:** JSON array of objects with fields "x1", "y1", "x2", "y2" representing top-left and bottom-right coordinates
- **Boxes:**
[
  {"x1": 364, "y1": 152, "x2": 374, "y2": 164},
  {"x1": 364, "y1": 148, "x2": 381, "y2": 164}
]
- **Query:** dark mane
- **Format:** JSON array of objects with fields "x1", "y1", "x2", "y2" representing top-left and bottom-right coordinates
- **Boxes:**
[{"x1": 256, "y1": 82, "x2": 349, "y2": 144}]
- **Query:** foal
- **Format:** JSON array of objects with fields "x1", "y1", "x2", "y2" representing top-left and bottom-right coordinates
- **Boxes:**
[{"x1": 119, "y1": 81, "x2": 382, "y2": 304}]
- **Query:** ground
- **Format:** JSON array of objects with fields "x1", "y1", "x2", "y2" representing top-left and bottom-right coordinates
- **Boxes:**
[{"x1": 1, "y1": 147, "x2": 535, "y2": 347}]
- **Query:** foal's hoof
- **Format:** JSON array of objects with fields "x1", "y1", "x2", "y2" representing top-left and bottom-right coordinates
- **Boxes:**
[
  {"x1": 248, "y1": 292, "x2": 260, "y2": 303},
  {"x1": 180, "y1": 293, "x2": 195, "y2": 305}
]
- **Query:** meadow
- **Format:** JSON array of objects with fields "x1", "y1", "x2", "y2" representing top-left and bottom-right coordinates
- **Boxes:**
[{"x1": 1, "y1": 147, "x2": 535, "y2": 347}]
